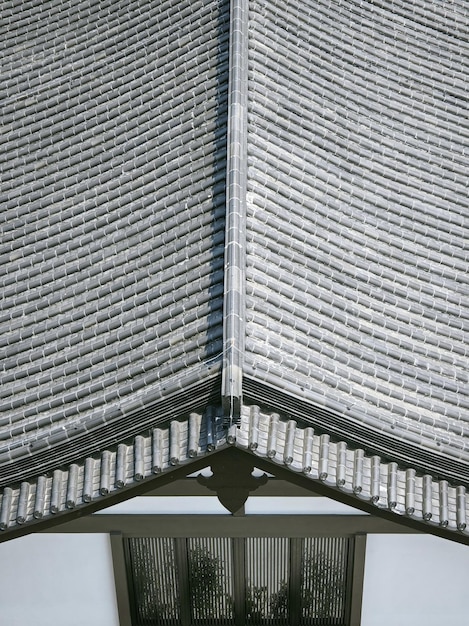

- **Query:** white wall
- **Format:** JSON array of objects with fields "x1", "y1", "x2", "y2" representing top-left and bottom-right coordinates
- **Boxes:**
[
  {"x1": 362, "y1": 534, "x2": 469, "y2": 626},
  {"x1": 0, "y1": 533, "x2": 119, "y2": 626}
]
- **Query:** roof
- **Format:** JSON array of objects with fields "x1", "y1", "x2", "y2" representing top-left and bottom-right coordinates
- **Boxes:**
[{"x1": 1, "y1": 0, "x2": 468, "y2": 541}]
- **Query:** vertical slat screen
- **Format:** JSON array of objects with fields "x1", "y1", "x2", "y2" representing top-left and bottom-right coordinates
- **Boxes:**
[
  {"x1": 127, "y1": 538, "x2": 181, "y2": 626},
  {"x1": 245, "y1": 537, "x2": 289, "y2": 625},
  {"x1": 186, "y1": 537, "x2": 234, "y2": 624},
  {"x1": 300, "y1": 537, "x2": 350, "y2": 625},
  {"x1": 126, "y1": 536, "x2": 353, "y2": 626}
]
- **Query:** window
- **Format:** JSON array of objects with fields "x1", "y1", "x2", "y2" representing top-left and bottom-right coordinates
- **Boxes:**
[{"x1": 125, "y1": 537, "x2": 353, "y2": 626}]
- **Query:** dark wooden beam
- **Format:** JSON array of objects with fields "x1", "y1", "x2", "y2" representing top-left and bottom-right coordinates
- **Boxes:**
[
  {"x1": 110, "y1": 532, "x2": 133, "y2": 626},
  {"x1": 142, "y1": 478, "x2": 321, "y2": 498},
  {"x1": 233, "y1": 538, "x2": 246, "y2": 626},
  {"x1": 174, "y1": 538, "x2": 192, "y2": 626},
  {"x1": 51, "y1": 514, "x2": 419, "y2": 537},
  {"x1": 288, "y1": 538, "x2": 302, "y2": 626},
  {"x1": 349, "y1": 534, "x2": 367, "y2": 626}
]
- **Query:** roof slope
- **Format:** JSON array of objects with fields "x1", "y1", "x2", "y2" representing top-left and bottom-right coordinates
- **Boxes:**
[
  {"x1": 244, "y1": 0, "x2": 469, "y2": 479},
  {"x1": 0, "y1": 0, "x2": 468, "y2": 540},
  {"x1": 1, "y1": 0, "x2": 229, "y2": 481}
]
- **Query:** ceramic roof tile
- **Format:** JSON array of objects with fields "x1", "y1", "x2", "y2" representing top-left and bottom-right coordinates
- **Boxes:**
[
  {"x1": 2, "y1": 405, "x2": 469, "y2": 541},
  {"x1": 1, "y1": 0, "x2": 229, "y2": 479},
  {"x1": 1, "y1": 0, "x2": 468, "y2": 542},
  {"x1": 244, "y1": 0, "x2": 469, "y2": 472}
]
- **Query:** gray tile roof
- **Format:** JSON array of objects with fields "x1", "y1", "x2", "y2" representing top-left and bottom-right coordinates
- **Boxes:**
[
  {"x1": 244, "y1": 0, "x2": 469, "y2": 475},
  {"x1": 1, "y1": 0, "x2": 468, "y2": 541},
  {"x1": 1, "y1": 0, "x2": 228, "y2": 477},
  {"x1": 2, "y1": 404, "x2": 469, "y2": 540}
]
